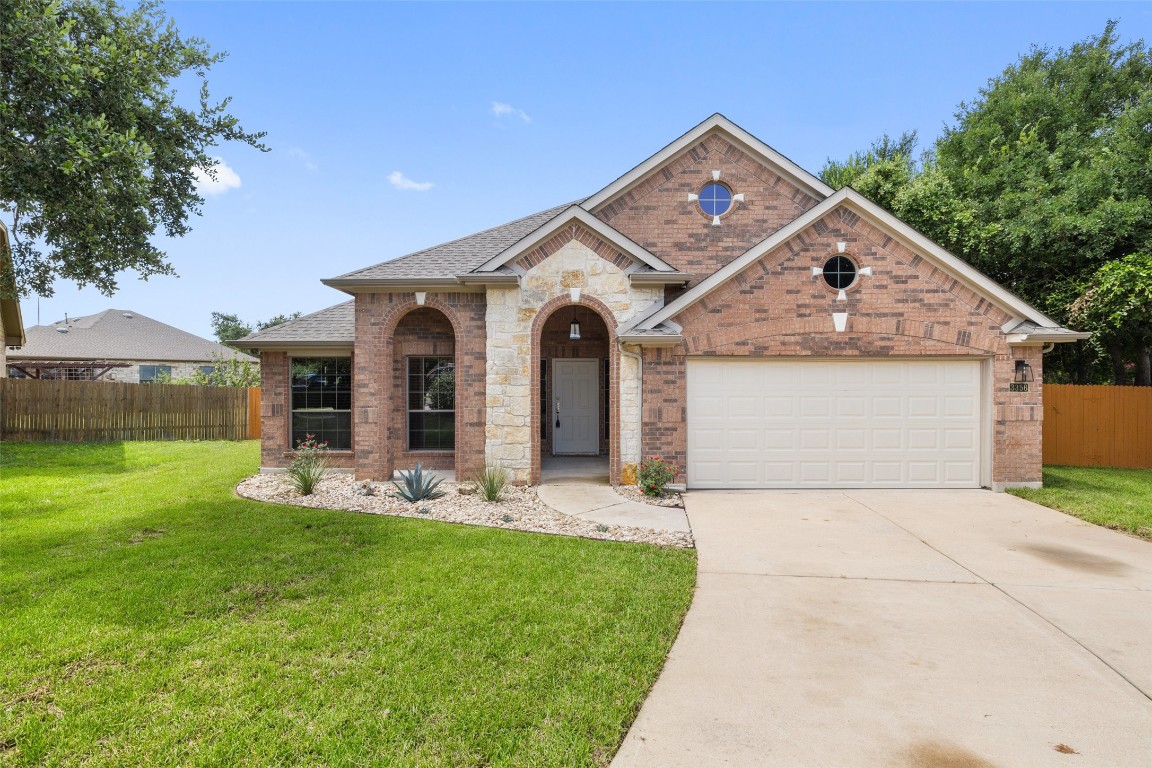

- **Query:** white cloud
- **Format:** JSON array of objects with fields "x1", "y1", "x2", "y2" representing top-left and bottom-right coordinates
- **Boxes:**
[
  {"x1": 388, "y1": 171, "x2": 434, "y2": 192},
  {"x1": 491, "y1": 101, "x2": 531, "y2": 123},
  {"x1": 286, "y1": 146, "x2": 318, "y2": 171},
  {"x1": 193, "y1": 159, "x2": 242, "y2": 196}
]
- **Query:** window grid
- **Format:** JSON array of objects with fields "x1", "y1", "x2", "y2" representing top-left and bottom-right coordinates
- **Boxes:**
[
  {"x1": 408, "y1": 356, "x2": 455, "y2": 451},
  {"x1": 698, "y1": 182, "x2": 733, "y2": 217},
  {"x1": 290, "y1": 357, "x2": 352, "y2": 451},
  {"x1": 822, "y1": 255, "x2": 857, "y2": 290}
]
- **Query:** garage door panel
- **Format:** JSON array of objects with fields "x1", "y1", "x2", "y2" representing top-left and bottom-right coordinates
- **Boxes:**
[
  {"x1": 836, "y1": 429, "x2": 866, "y2": 450},
  {"x1": 687, "y1": 359, "x2": 982, "y2": 489}
]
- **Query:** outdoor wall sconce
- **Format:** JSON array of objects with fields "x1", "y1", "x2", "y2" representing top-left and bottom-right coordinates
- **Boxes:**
[{"x1": 1014, "y1": 359, "x2": 1034, "y2": 383}]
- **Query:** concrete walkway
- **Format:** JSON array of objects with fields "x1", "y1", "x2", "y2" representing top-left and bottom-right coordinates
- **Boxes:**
[
  {"x1": 612, "y1": 490, "x2": 1152, "y2": 768},
  {"x1": 535, "y1": 456, "x2": 691, "y2": 533}
]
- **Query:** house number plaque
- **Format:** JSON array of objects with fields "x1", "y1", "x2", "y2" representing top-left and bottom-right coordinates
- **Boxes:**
[{"x1": 1009, "y1": 382, "x2": 1029, "y2": 393}]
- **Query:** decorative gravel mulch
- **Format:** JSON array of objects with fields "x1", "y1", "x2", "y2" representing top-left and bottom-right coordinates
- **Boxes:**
[
  {"x1": 614, "y1": 484, "x2": 685, "y2": 508},
  {"x1": 236, "y1": 473, "x2": 694, "y2": 549}
]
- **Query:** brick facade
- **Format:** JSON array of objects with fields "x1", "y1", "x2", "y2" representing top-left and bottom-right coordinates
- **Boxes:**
[
  {"x1": 593, "y1": 132, "x2": 819, "y2": 291},
  {"x1": 351, "y1": 292, "x2": 487, "y2": 482},
  {"x1": 259, "y1": 118, "x2": 1058, "y2": 490},
  {"x1": 639, "y1": 204, "x2": 1045, "y2": 488}
]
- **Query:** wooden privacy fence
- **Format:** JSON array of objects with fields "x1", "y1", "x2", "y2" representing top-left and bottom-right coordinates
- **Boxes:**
[
  {"x1": 1043, "y1": 384, "x2": 1152, "y2": 469},
  {"x1": 0, "y1": 379, "x2": 262, "y2": 442}
]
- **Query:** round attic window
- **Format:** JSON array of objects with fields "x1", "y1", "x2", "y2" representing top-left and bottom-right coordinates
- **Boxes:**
[
  {"x1": 698, "y1": 182, "x2": 733, "y2": 217},
  {"x1": 822, "y1": 255, "x2": 857, "y2": 290}
]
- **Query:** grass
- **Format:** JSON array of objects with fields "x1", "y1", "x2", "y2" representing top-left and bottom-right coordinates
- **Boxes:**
[
  {"x1": 1008, "y1": 466, "x2": 1152, "y2": 540},
  {"x1": 0, "y1": 441, "x2": 696, "y2": 767}
]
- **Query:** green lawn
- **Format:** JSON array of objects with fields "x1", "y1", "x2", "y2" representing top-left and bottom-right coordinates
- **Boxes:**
[
  {"x1": 0, "y1": 441, "x2": 696, "y2": 767},
  {"x1": 1009, "y1": 466, "x2": 1152, "y2": 539}
]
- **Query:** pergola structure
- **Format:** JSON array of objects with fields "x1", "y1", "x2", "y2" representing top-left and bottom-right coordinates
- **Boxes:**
[{"x1": 6, "y1": 361, "x2": 131, "y2": 380}]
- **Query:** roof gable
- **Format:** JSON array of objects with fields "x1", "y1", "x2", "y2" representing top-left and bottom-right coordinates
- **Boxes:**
[
  {"x1": 581, "y1": 114, "x2": 833, "y2": 213},
  {"x1": 630, "y1": 189, "x2": 1065, "y2": 334},
  {"x1": 473, "y1": 206, "x2": 679, "y2": 275}
]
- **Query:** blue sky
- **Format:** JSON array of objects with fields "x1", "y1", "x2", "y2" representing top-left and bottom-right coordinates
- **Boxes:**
[{"x1": 20, "y1": 1, "x2": 1151, "y2": 339}]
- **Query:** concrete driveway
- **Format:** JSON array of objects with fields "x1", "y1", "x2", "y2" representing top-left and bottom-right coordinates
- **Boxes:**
[{"x1": 612, "y1": 490, "x2": 1152, "y2": 768}]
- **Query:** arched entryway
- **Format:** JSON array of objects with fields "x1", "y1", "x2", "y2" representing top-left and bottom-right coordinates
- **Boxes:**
[{"x1": 530, "y1": 300, "x2": 620, "y2": 485}]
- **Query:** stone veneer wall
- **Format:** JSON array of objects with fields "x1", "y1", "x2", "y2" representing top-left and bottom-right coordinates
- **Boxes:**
[
  {"x1": 485, "y1": 235, "x2": 664, "y2": 484},
  {"x1": 642, "y1": 205, "x2": 1046, "y2": 489}
]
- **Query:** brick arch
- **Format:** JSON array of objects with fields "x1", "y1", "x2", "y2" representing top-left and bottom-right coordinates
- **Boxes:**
[
  {"x1": 353, "y1": 293, "x2": 484, "y2": 483},
  {"x1": 380, "y1": 296, "x2": 466, "y2": 340},
  {"x1": 684, "y1": 317, "x2": 1000, "y2": 357},
  {"x1": 530, "y1": 294, "x2": 621, "y2": 485}
]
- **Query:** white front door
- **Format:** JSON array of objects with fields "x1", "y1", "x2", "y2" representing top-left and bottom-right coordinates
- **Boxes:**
[{"x1": 553, "y1": 359, "x2": 599, "y2": 455}]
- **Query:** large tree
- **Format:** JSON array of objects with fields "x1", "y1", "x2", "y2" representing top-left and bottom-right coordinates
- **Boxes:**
[
  {"x1": 822, "y1": 22, "x2": 1152, "y2": 384},
  {"x1": 0, "y1": 0, "x2": 266, "y2": 298},
  {"x1": 935, "y1": 21, "x2": 1152, "y2": 384}
]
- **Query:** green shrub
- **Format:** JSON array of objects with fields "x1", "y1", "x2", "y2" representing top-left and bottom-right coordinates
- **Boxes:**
[
  {"x1": 638, "y1": 456, "x2": 680, "y2": 498},
  {"x1": 473, "y1": 464, "x2": 508, "y2": 502},
  {"x1": 288, "y1": 435, "x2": 330, "y2": 495},
  {"x1": 393, "y1": 464, "x2": 446, "y2": 502}
]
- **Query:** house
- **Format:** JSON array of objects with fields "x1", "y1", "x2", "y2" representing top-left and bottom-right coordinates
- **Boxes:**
[
  {"x1": 0, "y1": 222, "x2": 26, "y2": 377},
  {"x1": 240, "y1": 115, "x2": 1087, "y2": 491},
  {"x1": 8, "y1": 309, "x2": 258, "y2": 383}
]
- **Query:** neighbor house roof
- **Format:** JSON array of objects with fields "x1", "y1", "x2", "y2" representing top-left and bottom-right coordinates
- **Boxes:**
[
  {"x1": 11, "y1": 309, "x2": 257, "y2": 363},
  {"x1": 238, "y1": 301, "x2": 355, "y2": 348},
  {"x1": 0, "y1": 221, "x2": 25, "y2": 347}
]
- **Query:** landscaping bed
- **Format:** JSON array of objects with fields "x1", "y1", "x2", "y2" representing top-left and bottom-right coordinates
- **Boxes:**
[
  {"x1": 237, "y1": 473, "x2": 693, "y2": 548},
  {"x1": 0, "y1": 441, "x2": 697, "y2": 767}
]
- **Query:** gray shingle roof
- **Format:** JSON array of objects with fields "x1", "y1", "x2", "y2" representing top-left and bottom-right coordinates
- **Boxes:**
[
  {"x1": 239, "y1": 301, "x2": 354, "y2": 347},
  {"x1": 10, "y1": 310, "x2": 257, "y2": 363},
  {"x1": 328, "y1": 203, "x2": 577, "y2": 282}
]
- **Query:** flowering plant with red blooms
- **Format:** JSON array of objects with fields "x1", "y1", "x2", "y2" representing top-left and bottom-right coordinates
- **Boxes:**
[
  {"x1": 638, "y1": 456, "x2": 680, "y2": 497},
  {"x1": 296, "y1": 434, "x2": 329, "y2": 452}
]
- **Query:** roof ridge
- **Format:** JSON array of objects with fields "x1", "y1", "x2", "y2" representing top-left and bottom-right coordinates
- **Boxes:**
[{"x1": 331, "y1": 201, "x2": 583, "y2": 281}]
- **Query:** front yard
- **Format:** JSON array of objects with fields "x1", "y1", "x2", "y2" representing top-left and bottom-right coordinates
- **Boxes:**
[
  {"x1": 1009, "y1": 466, "x2": 1152, "y2": 540},
  {"x1": 0, "y1": 441, "x2": 696, "y2": 767}
]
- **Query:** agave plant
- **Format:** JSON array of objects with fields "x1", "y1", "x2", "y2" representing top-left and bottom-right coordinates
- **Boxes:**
[{"x1": 392, "y1": 463, "x2": 446, "y2": 502}]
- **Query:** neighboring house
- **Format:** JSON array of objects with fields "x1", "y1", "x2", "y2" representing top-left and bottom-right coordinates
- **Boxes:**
[
  {"x1": 8, "y1": 309, "x2": 257, "y2": 383},
  {"x1": 241, "y1": 114, "x2": 1087, "y2": 491},
  {"x1": 0, "y1": 222, "x2": 27, "y2": 376}
]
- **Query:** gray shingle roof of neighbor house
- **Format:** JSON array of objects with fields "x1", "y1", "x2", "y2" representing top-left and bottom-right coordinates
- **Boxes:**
[
  {"x1": 324, "y1": 203, "x2": 578, "y2": 284},
  {"x1": 10, "y1": 309, "x2": 258, "y2": 363},
  {"x1": 238, "y1": 301, "x2": 355, "y2": 347}
]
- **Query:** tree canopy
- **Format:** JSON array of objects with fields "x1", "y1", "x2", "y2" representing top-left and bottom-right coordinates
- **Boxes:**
[
  {"x1": 821, "y1": 22, "x2": 1152, "y2": 384},
  {"x1": 0, "y1": 0, "x2": 266, "y2": 298},
  {"x1": 211, "y1": 310, "x2": 301, "y2": 343}
]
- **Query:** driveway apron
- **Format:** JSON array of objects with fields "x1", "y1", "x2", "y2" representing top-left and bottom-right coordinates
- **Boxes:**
[{"x1": 612, "y1": 490, "x2": 1152, "y2": 768}]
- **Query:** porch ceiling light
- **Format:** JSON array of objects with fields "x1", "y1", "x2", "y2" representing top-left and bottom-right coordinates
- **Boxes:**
[{"x1": 569, "y1": 310, "x2": 581, "y2": 340}]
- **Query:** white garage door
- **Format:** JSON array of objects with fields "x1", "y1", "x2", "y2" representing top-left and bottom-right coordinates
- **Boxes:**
[{"x1": 686, "y1": 359, "x2": 982, "y2": 489}]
